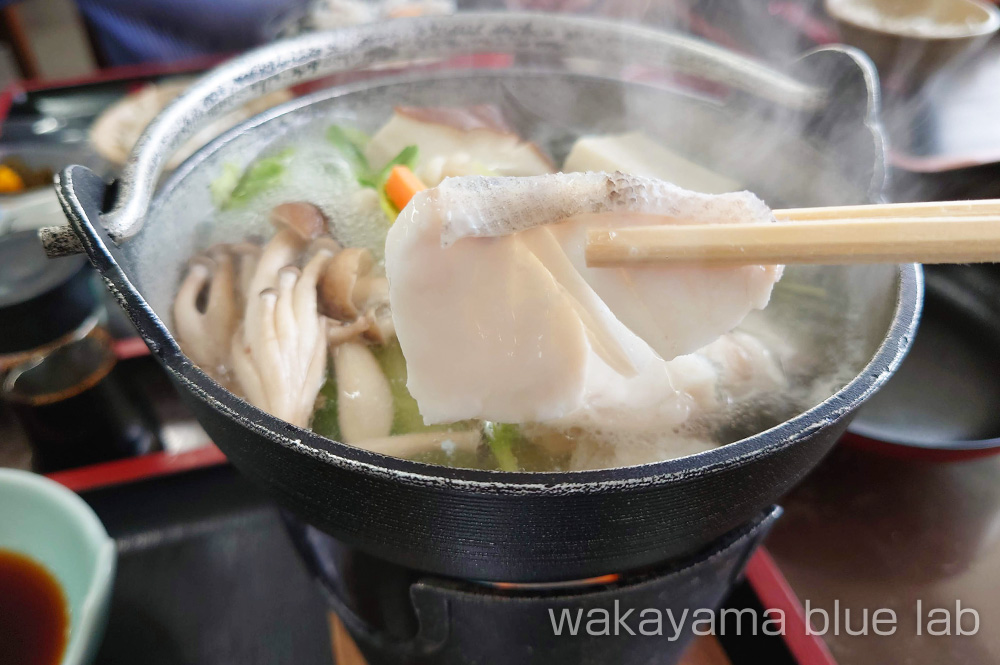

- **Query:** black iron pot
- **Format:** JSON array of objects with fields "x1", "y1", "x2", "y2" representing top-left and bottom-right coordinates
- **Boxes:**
[{"x1": 46, "y1": 14, "x2": 921, "y2": 582}]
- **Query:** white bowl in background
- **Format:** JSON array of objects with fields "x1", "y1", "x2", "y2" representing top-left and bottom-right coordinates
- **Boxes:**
[{"x1": 825, "y1": 0, "x2": 1000, "y2": 88}]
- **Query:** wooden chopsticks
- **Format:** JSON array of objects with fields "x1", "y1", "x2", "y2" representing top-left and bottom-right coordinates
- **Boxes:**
[{"x1": 583, "y1": 199, "x2": 1000, "y2": 267}]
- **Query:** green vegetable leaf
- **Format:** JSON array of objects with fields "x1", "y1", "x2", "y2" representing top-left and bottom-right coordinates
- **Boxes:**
[
  {"x1": 210, "y1": 163, "x2": 242, "y2": 207},
  {"x1": 326, "y1": 125, "x2": 370, "y2": 175},
  {"x1": 358, "y1": 145, "x2": 419, "y2": 190},
  {"x1": 377, "y1": 188, "x2": 400, "y2": 222},
  {"x1": 372, "y1": 340, "x2": 432, "y2": 435},
  {"x1": 483, "y1": 422, "x2": 521, "y2": 472},
  {"x1": 223, "y1": 148, "x2": 295, "y2": 209},
  {"x1": 310, "y1": 369, "x2": 341, "y2": 442},
  {"x1": 326, "y1": 124, "x2": 416, "y2": 223},
  {"x1": 359, "y1": 145, "x2": 418, "y2": 223}
]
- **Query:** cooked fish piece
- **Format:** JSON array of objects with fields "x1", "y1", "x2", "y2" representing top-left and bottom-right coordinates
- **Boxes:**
[{"x1": 385, "y1": 171, "x2": 783, "y2": 426}]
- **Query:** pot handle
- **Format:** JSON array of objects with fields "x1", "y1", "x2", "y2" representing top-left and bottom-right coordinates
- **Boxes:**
[{"x1": 42, "y1": 12, "x2": 824, "y2": 256}]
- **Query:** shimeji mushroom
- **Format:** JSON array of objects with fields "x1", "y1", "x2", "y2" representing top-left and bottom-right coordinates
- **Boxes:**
[
  {"x1": 318, "y1": 247, "x2": 377, "y2": 320},
  {"x1": 176, "y1": 197, "x2": 406, "y2": 433},
  {"x1": 230, "y1": 239, "x2": 336, "y2": 427},
  {"x1": 332, "y1": 340, "x2": 393, "y2": 443},
  {"x1": 173, "y1": 249, "x2": 238, "y2": 379},
  {"x1": 244, "y1": 202, "x2": 328, "y2": 325},
  {"x1": 318, "y1": 247, "x2": 395, "y2": 344},
  {"x1": 229, "y1": 242, "x2": 262, "y2": 308},
  {"x1": 350, "y1": 430, "x2": 481, "y2": 458},
  {"x1": 362, "y1": 301, "x2": 395, "y2": 345},
  {"x1": 326, "y1": 316, "x2": 371, "y2": 346}
]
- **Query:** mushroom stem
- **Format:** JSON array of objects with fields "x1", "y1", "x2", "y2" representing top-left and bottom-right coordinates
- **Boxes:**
[
  {"x1": 173, "y1": 252, "x2": 239, "y2": 379},
  {"x1": 327, "y1": 316, "x2": 371, "y2": 347},
  {"x1": 294, "y1": 317, "x2": 329, "y2": 428},
  {"x1": 173, "y1": 258, "x2": 214, "y2": 369},
  {"x1": 351, "y1": 431, "x2": 480, "y2": 458},
  {"x1": 204, "y1": 248, "x2": 238, "y2": 360},
  {"x1": 254, "y1": 288, "x2": 292, "y2": 418},
  {"x1": 230, "y1": 326, "x2": 268, "y2": 410},
  {"x1": 275, "y1": 266, "x2": 300, "y2": 367},
  {"x1": 242, "y1": 202, "x2": 328, "y2": 344},
  {"x1": 333, "y1": 341, "x2": 394, "y2": 443},
  {"x1": 176, "y1": 203, "x2": 335, "y2": 428},
  {"x1": 244, "y1": 228, "x2": 307, "y2": 331},
  {"x1": 231, "y1": 262, "x2": 330, "y2": 428},
  {"x1": 231, "y1": 242, "x2": 261, "y2": 307},
  {"x1": 295, "y1": 242, "x2": 336, "y2": 364}
]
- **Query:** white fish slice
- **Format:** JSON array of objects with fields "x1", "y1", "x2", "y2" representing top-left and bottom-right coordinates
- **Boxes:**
[
  {"x1": 385, "y1": 172, "x2": 784, "y2": 426},
  {"x1": 432, "y1": 171, "x2": 784, "y2": 361}
]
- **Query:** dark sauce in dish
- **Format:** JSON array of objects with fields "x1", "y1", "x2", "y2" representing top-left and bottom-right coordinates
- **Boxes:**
[{"x1": 0, "y1": 549, "x2": 68, "y2": 665}]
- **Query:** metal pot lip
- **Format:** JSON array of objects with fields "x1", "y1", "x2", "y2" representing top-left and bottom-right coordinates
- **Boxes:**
[
  {"x1": 118, "y1": 28, "x2": 922, "y2": 494},
  {"x1": 794, "y1": 43, "x2": 887, "y2": 203}
]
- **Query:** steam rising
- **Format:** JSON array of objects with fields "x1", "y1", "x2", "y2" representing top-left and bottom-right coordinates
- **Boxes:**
[{"x1": 125, "y1": 7, "x2": 909, "y2": 471}]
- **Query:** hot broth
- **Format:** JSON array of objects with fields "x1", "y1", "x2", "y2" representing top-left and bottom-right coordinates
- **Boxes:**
[{"x1": 169, "y1": 106, "x2": 869, "y2": 471}]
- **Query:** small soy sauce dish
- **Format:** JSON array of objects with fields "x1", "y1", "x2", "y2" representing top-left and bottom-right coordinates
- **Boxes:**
[
  {"x1": 845, "y1": 264, "x2": 1000, "y2": 461},
  {"x1": 0, "y1": 469, "x2": 116, "y2": 665}
]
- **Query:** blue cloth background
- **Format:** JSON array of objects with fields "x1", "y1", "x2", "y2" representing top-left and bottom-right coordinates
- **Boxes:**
[{"x1": 73, "y1": 0, "x2": 309, "y2": 65}]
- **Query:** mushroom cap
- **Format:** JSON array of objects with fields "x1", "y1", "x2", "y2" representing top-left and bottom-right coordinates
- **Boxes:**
[
  {"x1": 361, "y1": 275, "x2": 389, "y2": 304},
  {"x1": 185, "y1": 256, "x2": 216, "y2": 305},
  {"x1": 363, "y1": 307, "x2": 396, "y2": 345},
  {"x1": 277, "y1": 265, "x2": 302, "y2": 293},
  {"x1": 204, "y1": 248, "x2": 235, "y2": 284},
  {"x1": 189, "y1": 254, "x2": 216, "y2": 272},
  {"x1": 230, "y1": 241, "x2": 262, "y2": 257},
  {"x1": 206, "y1": 243, "x2": 230, "y2": 258},
  {"x1": 307, "y1": 236, "x2": 342, "y2": 260},
  {"x1": 327, "y1": 316, "x2": 371, "y2": 346},
  {"x1": 270, "y1": 201, "x2": 328, "y2": 240},
  {"x1": 318, "y1": 247, "x2": 374, "y2": 321}
]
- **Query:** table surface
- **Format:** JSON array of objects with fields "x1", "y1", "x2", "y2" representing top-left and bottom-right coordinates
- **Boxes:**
[{"x1": 767, "y1": 447, "x2": 1000, "y2": 665}]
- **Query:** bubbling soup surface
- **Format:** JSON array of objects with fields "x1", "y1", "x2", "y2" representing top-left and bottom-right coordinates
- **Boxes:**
[{"x1": 171, "y1": 105, "x2": 871, "y2": 472}]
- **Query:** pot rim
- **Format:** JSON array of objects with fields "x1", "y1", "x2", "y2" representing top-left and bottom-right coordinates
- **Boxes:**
[{"x1": 139, "y1": 84, "x2": 922, "y2": 494}]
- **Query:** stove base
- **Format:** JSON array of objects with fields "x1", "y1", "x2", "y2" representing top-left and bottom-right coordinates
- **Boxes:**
[{"x1": 287, "y1": 507, "x2": 781, "y2": 665}]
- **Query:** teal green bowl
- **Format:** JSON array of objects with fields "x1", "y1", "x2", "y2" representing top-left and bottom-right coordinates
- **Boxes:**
[{"x1": 0, "y1": 469, "x2": 116, "y2": 665}]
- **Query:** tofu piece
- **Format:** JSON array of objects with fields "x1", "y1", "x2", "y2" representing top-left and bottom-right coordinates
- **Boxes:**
[
  {"x1": 366, "y1": 107, "x2": 553, "y2": 186},
  {"x1": 564, "y1": 132, "x2": 741, "y2": 194}
]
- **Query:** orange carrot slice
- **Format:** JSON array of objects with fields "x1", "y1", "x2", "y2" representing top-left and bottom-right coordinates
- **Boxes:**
[{"x1": 385, "y1": 165, "x2": 426, "y2": 211}]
